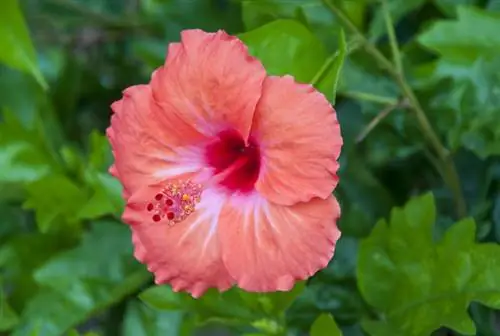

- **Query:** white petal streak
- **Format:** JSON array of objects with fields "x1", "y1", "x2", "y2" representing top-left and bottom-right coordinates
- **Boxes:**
[
  {"x1": 179, "y1": 188, "x2": 226, "y2": 253},
  {"x1": 153, "y1": 145, "x2": 205, "y2": 179}
]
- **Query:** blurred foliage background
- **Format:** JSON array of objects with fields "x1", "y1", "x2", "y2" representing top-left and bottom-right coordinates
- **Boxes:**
[{"x1": 2, "y1": 0, "x2": 500, "y2": 335}]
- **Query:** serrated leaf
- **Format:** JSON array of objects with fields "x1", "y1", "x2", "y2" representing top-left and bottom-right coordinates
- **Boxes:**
[
  {"x1": 23, "y1": 174, "x2": 88, "y2": 233},
  {"x1": 140, "y1": 286, "x2": 255, "y2": 325},
  {"x1": 238, "y1": 281, "x2": 306, "y2": 317},
  {"x1": 358, "y1": 192, "x2": 500, "y2": 336},
  {"x1": 418, "y1": 6, "x2": 500, "y2": 62},
  {"x1": 139, "y1": 285, "x2": 185, "y2": 311},
  {"x1": 310, "y1": 313, "x2": 342, "y2": 336},
  {"x1": 239, "y1": 19, "x2": 327, "y2": 83},
  {"x1": 12, "y1": 221, "x2": 149, "y2": 336},
  {"x1": 425, "y1": 57, "x2": 500, "y2": 158},
  {"x1": 122, "y1": 300, "x2": 182, "y2": 336},
  {"x1": 0, "y1": 0, "x2": 47, "y2": 89}
]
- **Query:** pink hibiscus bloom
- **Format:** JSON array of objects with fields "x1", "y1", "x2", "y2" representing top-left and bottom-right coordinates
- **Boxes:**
[{"x1": 107, "y1": 29, "x2": 342, "y2": 297}]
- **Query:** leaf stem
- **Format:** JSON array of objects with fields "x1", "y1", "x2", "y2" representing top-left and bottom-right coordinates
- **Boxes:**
[
  {"x1": 322, "y1": 0, "x2": 467, "y2": 218},
  {"x1": 381, "y1": 0, "x2": 403, "y2": 75},
  {"x1": 340, "y1": 91, "x2": 398, "y2": 105},
  {"x1": 356, "y1": 98, "x2": 408, "y2": 143}
]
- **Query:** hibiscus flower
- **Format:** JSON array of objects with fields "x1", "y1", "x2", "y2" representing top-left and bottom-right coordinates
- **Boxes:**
[{"x1": 107, "y1": 29, "x2": 343, "y2": 298}]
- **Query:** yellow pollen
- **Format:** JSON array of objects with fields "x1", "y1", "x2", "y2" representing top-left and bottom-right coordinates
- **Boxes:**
[{"x1": 146, "y1": 179, "x2": 202, "y2": 226}]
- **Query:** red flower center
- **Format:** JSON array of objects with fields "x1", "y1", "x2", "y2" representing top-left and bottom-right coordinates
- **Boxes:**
[{"x1": 205, "y1": 129, "x2": 261, "y2": 194}]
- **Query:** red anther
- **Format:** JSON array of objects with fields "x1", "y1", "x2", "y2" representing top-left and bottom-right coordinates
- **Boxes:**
[{"x1": 145, "y1": 179, "x2": 202, "y2": 225}]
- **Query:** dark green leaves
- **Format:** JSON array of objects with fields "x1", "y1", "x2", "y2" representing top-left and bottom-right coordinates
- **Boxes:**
[
  {"x1": 140, "y1": 282, "x2": 306, "y2": 335},
  {"x1": 0, "y1": 0, "x2": 47, "y2": 89},
  {"x1": 23, "y1": 175, "x2": 87, "y2": 233},
  {"x1": 122, "y1": 300, "x2": 183, "y2": 336},
  {"x1": 2, "y1": 0, "x2": 500, "y2": 335},
  {"x1": 0, "y1": 285, "x2": 19, "y2": 331},
  {"x1": 12, "y1": 221, "x2": 149, "y2": 336},
  {"x1": 418, "y1": 6, "x2": 500, "y2": 62},
  {"x1": 416, "y1": 7, "x2": 500, "y2": 158},
  {"x1": 358, "y1": 193, "x2": 500, "y2": 335},
  {"x1": 0, "y1": 109, "x2": 54, "y2": 185}
]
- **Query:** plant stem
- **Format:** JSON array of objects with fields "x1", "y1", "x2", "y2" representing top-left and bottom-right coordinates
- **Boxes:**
[
  {"x1": 356, "y1": 98, "x2": 408, "y2": 143},
  {"x1": 341, "y1": 91, "x2": 398, "y2": 105},
  {"x1": 322, "y1": 0, "x2": 467, "y2": 218},
  {"x1": 381, "y1": 0, "x2": 403, "y2": 75}
]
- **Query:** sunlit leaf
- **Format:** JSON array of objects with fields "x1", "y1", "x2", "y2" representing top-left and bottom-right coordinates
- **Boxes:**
[
  {"x1": 0, "y1": 0, "x2": 47, "y2": 89},
  {"x1": 358, "y1": 193, "x2": 500, "y2": 335},
  {"x1": 239, "y1": 19, "x2": 327, "y2": 83},
  {"x1": 23, "y1": 174, "x2": 87, "y2": 233},
  {"x1": 310, "y1": 313, "x2": 342, "y2": 336}
]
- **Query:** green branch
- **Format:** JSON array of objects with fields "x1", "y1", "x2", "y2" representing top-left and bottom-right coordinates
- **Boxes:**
[{"x1": 322, "y1": 0, "x2": 467, "y2": 218}]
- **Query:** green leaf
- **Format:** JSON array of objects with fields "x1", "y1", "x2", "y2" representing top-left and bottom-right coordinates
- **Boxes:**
[
  {"x1": 358, "y1": 192, "x2": 500, "y2": 336},
  {"x1": 77, "y1": 172, "x2": 124, "y2": 220},
  {"x1": 493, "y1": 193, "x2": 500, "y2": 242},
  {"x1": 310, "y1": 313, "x2": 342, "y2": 336},
  {"x1": 434, "y1": 0, "x2": 479, "y2": 16},
  {"x1": 122, "y1": 300, "x2": 183, "y2": 336},
  {"x1": 337, "y1": 55, "x2": 399, "y2": 103},
  {"x1": 75, "y1": 131, "x2": 124, "y2": 220},
  {"x1": 0, "y1": 231, "x2": 73, "y2": 310},
  {"x1": 238, "y1": 281, "x2": 306, "y2": 317},
  {"x1": 423, "y1": 57, "x2": 500, "y2": 158},
  {"x1": 316, "y1": 28, "x2": 347, "y2": 103},
  {"x1": 369, "y1": 0, "x2": 427, "y2": 40},
  {"x1": 140, "y1": 286, "x2": 255, "y2": 326},
  {"x1": 23, "y1": 174, "x2": 88, "y2": 233},
  {"x1": 139, "y1": 285, "x2": 185, "y2": 311},
  {"x1": 487, "y1": 0, "x2": 500, "y2": 11},
  {"x1": 0, "y1": 0, "x2": 47, "y2": 89},
  {"x1": 239, "y1": 19, "x2": 327, "y2": 83},
  {"x1": 240, "y1": 0, "x2": 365, "y2": 51},
  {"x1": 0, "y1": 110, "x2": 55, "y2": 185},
  {"x1": 241, "y1": 0, "x2": 338, "y2": 50},
  {"x1": 12, "y1": 221, "x2": 149, "y2": 336},
  {"x1": 0, "y1": 286, "x2": 20, "y2": 331},
  {"x1": 418, "y1": 6, "x2": 500, "y2": 62}
]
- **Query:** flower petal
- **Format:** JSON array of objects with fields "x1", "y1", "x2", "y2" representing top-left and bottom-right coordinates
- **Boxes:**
[
  {"x1": 107, "y1": 85, "x2": 205, "y2": 198},
  {"x1": 151, "y1": 29, "x2": 266, "y2": 140},
  {"x1": 218, "y1": 195, "x2": 341, "y2": 292},
  {"x1": 251, "y1": 76, "x2": 342, "y2": 205},
  {"x1": 123, "y1": 184, "x2": 234, "y2": 297}
]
